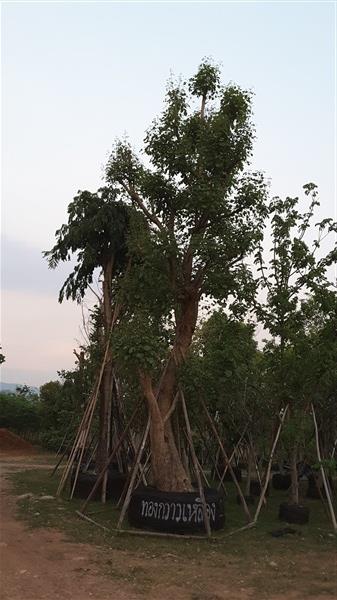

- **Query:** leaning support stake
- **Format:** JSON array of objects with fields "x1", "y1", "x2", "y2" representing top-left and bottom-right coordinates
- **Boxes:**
[
  {"x1": 195, "y1": 422, "x2": 227, "y2": 494},
  {"x1": 201, "y1": 399, "x2": 252, "y2": 523},
  {"x1": 116, "y1": 417, "x2": 150, "y2": 530},
  {"x1": 80, "y1": 403, "x2": 140, "y2": 514},
  {"x1": 311, "y1": 403, "x2": 337, "y2": 534},
  {"x1": 58, "y1": 296, "x2": 125, "y2": 499},
  {"x1": 180, "y1": 391, "x2": 211, "y2": 537},
  {"x1": 76, "y1": 511, "x2": 207, "y2": 540},
  {"x1": 248, "y1": 434, "x2": 266, "y2": 506},
  {"x1": 253, "y1": 404, "x2": 288, "y2": 523},
  {"x1": 217, "y1": 425, "x2": 248, "y2": 492}
]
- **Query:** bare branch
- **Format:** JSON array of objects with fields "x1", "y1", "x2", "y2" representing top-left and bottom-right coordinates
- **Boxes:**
[{"x1": 88, "y1": 284, "x2": 102, "y2": 305}]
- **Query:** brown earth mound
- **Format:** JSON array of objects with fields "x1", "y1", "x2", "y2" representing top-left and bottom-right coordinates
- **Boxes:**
[{"x1": 0, "y1": 428, "x2": 36, "y2": 454}]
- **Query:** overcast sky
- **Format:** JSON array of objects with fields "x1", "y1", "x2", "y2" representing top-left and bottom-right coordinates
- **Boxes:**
[{"x1": 1, "y1": 1, "x2": 335, "y2": 386}]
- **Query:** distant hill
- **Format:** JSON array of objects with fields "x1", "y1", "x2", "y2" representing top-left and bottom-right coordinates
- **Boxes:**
[{"x1": 0, "y1": 382, "x2": 39, "y2": 395}]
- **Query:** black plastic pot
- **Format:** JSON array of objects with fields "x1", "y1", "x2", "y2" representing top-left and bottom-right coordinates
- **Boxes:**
[
  {"x1": 279, "y1": 502, "x2": 309, "y2": 525},
  {"x1": 128, "y1": 485, "x2": 225, "y2": 533},
  {"x1": 272, "y1": 473, "x2": 291, "y2": 491},
  {"x1": 70, "y1": 468, "x2": 127, "y2": 502},
  {"x1": 236, "y1": 493, "x2": 255, "y2": 506}
]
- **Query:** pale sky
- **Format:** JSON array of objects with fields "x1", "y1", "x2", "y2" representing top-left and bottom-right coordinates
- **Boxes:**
[{"x1": 1, "y1": 1, "x2": 335, "y2": 386}]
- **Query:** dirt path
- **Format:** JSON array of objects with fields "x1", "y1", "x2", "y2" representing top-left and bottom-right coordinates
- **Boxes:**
[
  {"x1": 1, "y1": 458, "x2": 336, "y2": 600},
  {"x1": 0, "y1": 464, "x2": 139, "y2": 600},
  {"x1": 0, "y1": 460, "x2": 251, "y2": 600}
]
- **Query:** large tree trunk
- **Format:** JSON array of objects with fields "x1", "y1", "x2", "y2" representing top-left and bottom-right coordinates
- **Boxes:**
[{"x1": 140, "y1": 295, "x2": 198, "y2": 492}]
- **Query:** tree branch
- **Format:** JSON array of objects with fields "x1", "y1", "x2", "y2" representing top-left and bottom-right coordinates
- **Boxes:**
[{"x1": 120, "y1": 181, "x2": 166, "y2": 233}]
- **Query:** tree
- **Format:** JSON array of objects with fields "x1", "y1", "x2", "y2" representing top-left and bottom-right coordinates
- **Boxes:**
[
  {"x1": 256, "y1": 185, "x2": 337, "y2": 504},
  {"x1": 0, "y1": 346, "x2": 5, "y2": 364},
  {"x1": 183, "y1": 311, "x2": 260, "y2": 434},
  {"x1": 45, "y1": 187, "x2": 130, "y2": 471},
  {"x1": 108, "y1": 60, "x2": 268, "y2": 492},
  {"x1": 300, "y1": 295, "x2": 337, "y2": 459},
  {"x1": 0, "y1": 391, "x2": 40, "y2": 437},
  {"x1": 182, "y1": 311, "x2": 264, "y2": 490}
]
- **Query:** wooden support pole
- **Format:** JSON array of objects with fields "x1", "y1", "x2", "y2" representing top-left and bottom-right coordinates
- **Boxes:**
[
  {"x1": 195, "y1": 421, "x2": 227, "y2": 494},
  {"x1": 331, "y1": 438, "x2": 337, "y2": 459},
  {"x1": 135, "y1": 452, "x2": 151, "y2": 488},
  {"x1": 116, "y1": 417, "x2": 150, "y2": 530},
  {"x1": 248, "y1": 434, "x2": 266, "y2": 506},
  {"x1": 181, "y1": 392, "x2": 211, "y2": 538},
  {"x1": 80, "y1": 403, "x2": 140, "y2": 514},
  {"x1": 58, "y1": 299, "x2": 124, "y2": 498},
  {"x1": 201, "y1": 399, "x2": 252, "y2": 523},
  {"x1": 76, "y1": 511, "x2": 207, "y2": 540},
  {"x1": 57, "y1": 391, "x2": 96, "y2": 496},
  {"x1": 183, "y1": 428, "x2": 210, "y2": 488},
  {"x1": 49, "y1": 445, "x2": 69, "y2": 477},
  {"x1": 311, "y1": 403, "x2": 337, "y2": 534},
  {"x1": 70, "y1": 392, "x2": 98, "y2": 499},
  {"x1": 253, "y1": 405, "x2": 288, "y2": 523},
  {"x1": 217, "y1": 426, "x2": 248, "y2": 492}
]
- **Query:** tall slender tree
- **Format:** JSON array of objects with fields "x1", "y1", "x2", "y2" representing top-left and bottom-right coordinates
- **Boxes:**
[
  {"x1": 256, "y1": 184, "x2": 337, "y2": 504},
  {"x1": 44, "y1": 187, "x2": 130, "y2": 472}
]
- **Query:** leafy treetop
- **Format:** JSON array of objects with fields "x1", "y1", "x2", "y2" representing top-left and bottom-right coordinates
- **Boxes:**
[{"x1": 44, "y1": 187, "x2": 130, "y2": 302}]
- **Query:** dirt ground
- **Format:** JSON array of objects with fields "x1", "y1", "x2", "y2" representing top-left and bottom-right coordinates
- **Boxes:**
[
  {"x1": 0, "y1": 454, "x2": 336, "y2": 600},
  {"x1": 0, "y1": 430, "x2": 36, "y2": 455}
]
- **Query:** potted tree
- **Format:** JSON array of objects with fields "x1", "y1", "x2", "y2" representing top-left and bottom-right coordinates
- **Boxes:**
[
  {"x1": 256, "y1": 185, "x2": 337, "y2": 524},
  {"x1": 108, "y1": 60, "x2": 268, "y2": 532}
]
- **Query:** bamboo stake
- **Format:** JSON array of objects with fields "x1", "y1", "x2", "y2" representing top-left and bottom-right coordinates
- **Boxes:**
[
  {"x1": 57, "y1": 376, "x2": 100, "y2": 496},
  {"x1": 70, "y1": 391, "x2": 99, "y2": 499},
  {"x1": 117, "y1": 444, "x2": 150, "y2": 511},
  {"x1": 55, "y1": 430, "x2": 69, "y2": 457},
  {"x1": 201, "y1": 399, "x2": 252, "y2": 523},
  {"x1": 76, "y1": 510, "x2": 110, "y2": 532},
  {"x1": 59, "y1": 291, "x2": 126, "y2": 498},
  {"x1": 195, "y1": 421, "x2": 226, "y2": 494},
  {"x1": 248, "y1": 434, "x2": 266, "y2": 506},
  {"x1": 183, "y1": 428, "x2": 210, "y2": 488},
  {"x1": 76, "y1": 511, "x2": 207, "y2": 540},
  {"x1": 221, "y1": 521, "x2": 256, "y2": 537},
  {"x1": 116, "y1": 417, "x2": 150, "y2": 530},
  {"x1": 50, "y1": 444, "x2": 69, "y2": 477},
  {"x1": 80, "y1": 403, "x2": 140, "y2": 513},
  {"x1": 102, "y1": 388, "x2": 113, "y2": 504},
  {"x1": 217, "y1": 426, "x2": 248, "y2": 492},
  {"x1": 135, "y1": 452, "x2": 151, "y2": 488},
  {"x1": 181, "y1": 392, "x2": 211, "y2": 537},
  {"x1": 311, "y1": 403, "x2": 337, "y2": 534},
  {"x1": 56, "y1": 402, "x2": 90, "y2": 493},
  {"x1": 253, "y1": 405, "x2": 289, "y2": 523},
  {"x1": 84, "y1": 441, "x2": 98, "y2": 471}
]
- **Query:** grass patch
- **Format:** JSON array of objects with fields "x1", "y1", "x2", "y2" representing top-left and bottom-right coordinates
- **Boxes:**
[
  {"x1": 6, "y1": 467, "x2": 337, "y2": 599},
  {"x1": 8, "y1": 467, "x2": 336, "y2": 555}
]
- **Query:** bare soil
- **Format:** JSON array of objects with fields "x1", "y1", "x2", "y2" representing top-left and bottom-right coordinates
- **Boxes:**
[
  {"x1": 0, "y1": 429, "x2": 36, "y2": 454},
  {"x1": 0, "y1": 455, "x2": 336, "y2": 600}
]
